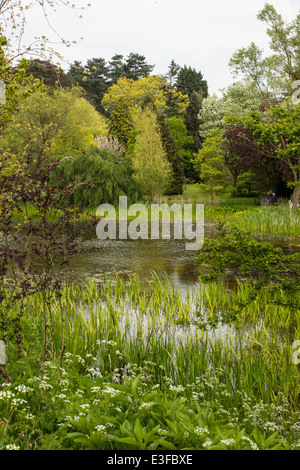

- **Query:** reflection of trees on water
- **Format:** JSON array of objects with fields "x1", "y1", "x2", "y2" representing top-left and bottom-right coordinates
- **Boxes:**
[{"x1": 71, "y1": 236, "x2": 200, "y2": 288}]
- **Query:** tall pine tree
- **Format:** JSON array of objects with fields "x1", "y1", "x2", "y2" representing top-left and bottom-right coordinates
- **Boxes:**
[
  {"x1": 184, "y1": 91, "x2": 203, "y2": 152},
  {"x1": 176, "y1": 66, "x2": 208, "y2": 99}
]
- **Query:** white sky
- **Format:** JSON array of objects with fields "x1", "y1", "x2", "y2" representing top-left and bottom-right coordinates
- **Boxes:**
[{"x1": 23, "y1": 0, "x2": 300, "y2": 95}]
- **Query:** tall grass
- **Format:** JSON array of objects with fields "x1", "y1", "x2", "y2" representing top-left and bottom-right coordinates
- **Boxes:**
[
  {"x1": 208, "y1": 205, "x2": 300, "y2": 237},
  {"x1": 22, "y1": 274, "x2": 300, "y2": 410}
]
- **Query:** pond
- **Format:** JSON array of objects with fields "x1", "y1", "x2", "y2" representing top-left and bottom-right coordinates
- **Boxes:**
[
  {"x1": 65, "y1": 221, "x2": 217, "y2": 291},
  {"x1": 66, "y1": 220, "x2": 300, "y2": 291}
]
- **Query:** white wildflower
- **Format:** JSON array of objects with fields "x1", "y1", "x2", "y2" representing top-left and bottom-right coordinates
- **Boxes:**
[
  {"x1": 139, "y1": 402, "x2": 153, "y2": 410},
  {"x1": 0, "y1": 390, "x2": 15, "y2": 399},
  {"x1": 14, "y1": 385, "x2": 33, "y2": 393},
  {"x1": 79, "y1": 404, "x2": 90, "y2": 411},
  {"x1": 220, "y1": 439, "x2": 235, "y2": 447},
  {"x1": 56, "y1": 394, "x2": 67, "y2": 400},
  {"x1": 158, "y1": 428, "x2": 168, "y2": 436},
  {"x1": 202, "y1": 440, "x2": 213, "y2": 448},
  {"x1": 194, "y1": 426, "x2": 209, "y2": 436},
  {"x1": 5, "y1": 444, "x2": 20, "y2": 450},
  {"x1": 169, "y1": 385, "x2": 185, "y2": 393},
  {"x1": 39, "y1": 381, "x2": 53, "y2": 390},
  {"x1": 102, "y1": 386, "x2": 119, "y2": 398},
  {"x1": 95, "y1": 424, "x2": 106, "y2": 432}
]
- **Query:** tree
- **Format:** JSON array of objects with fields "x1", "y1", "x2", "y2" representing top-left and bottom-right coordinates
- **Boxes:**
[
  {"x1": 123, "y1": 53, "x2": 154, "y2": 80},
  {"x1": 193, "y1": 129, "x2": 231, "y2": 204},
  {"x1": 78, "y1": 58, "x2": 109, "y2": 112},
  {"x1": 223, "y1": 121, "x2": 290, "y2": 196},
  {"x1": 166, "y1": 116, "x2": 195, "y2": 183},
  {"x1": 107, "y1": 54, "x2": 126, "y2": 83},
  {"x1": 199, "y1": 81, "x2": 262, "y2": 141},
  {"x1": 101, "y1": 75, "x2": 189, "y2": 117},
  {"x1": 164, "y1": 59, "x2": 181, "y2": 87},
  {"x1": 184, "y1": 90, "x2": 203, "y2": 152},
  {"x1": 108, "y1": 97, "x2": 134, "y2": 148},
  {"x1": 131, "y1": 107, "x2": 172, "y2": 201},
  {"x1": 232, "y1": 104, "x2": 300, "y2": 206},
  {"x1": 257, "y1": 4, "x2": 300, "y2": 83},
  {"x1": 67, "y1": 60, "x2": 86, "y2": 83},
  {"x1": 1, "y1": 87, "x2": 108, "y2": 170},
  {"x1": 61, "y1": 146, "x2": 137, "y2": 207},
  {"x1": 175, "y1": 65, "x2": 208, "y2": 99},
  {"x1": 229, "y1": 4, "x2": 300, "y2": 106},
  {"x1": 222, "y1": 124, "x2": 249, "y2": 195},
  {"x1": 156, "y1": 113, "x2": 184, "y2": 195},
  {"x1": 23, "y1": 59, "x2": 73, "y2": 89},
  {"x1": 67, "y1": 58, "x2": 110, "y2": 114},
  {"x1": 108, "y1": 52, "x2": 154, "y2": 83}
]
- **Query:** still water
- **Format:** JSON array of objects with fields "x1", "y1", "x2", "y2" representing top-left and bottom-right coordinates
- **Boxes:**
[
  {"x1": 69, "y1": 237, "x2": 201, "y2": 290},
  {"x1": 64, "y1": 221, "x2": 299, "y2": 291}
]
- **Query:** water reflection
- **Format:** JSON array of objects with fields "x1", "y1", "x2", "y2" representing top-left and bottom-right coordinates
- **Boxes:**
[
  {"x1": 71, "y1": 237, "x2": 201, "y2": 291},
  {"x1": 62, "y1": 220, "x2": 300, "y2": 291}
]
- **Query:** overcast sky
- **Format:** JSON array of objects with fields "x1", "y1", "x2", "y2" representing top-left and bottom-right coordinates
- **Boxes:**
[{"x1": 25, "y1": 0, "x2": 300, "y2": 95}]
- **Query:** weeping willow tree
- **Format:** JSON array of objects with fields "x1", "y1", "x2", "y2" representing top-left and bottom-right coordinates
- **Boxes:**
[{"x1": 59, "y1": 146, "x2": 138, "y2": 208}]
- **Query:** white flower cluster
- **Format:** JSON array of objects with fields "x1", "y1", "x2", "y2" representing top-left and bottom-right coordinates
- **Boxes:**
[
  {"x1": 241, "y1": 436, "x2": 259, "y2": 450},
  {"x1": 169, "y1": 385, "x2": 185, "y2": 393},
  {"x1": 194, "y1": 426, "x2": 209, "y2": 436},
  {"x1": 102, "y1": 386, "x2": 119, "y2": 398},
  {"x1": 139, "y1": 402, "x2": 154, "y2": 410},
  {"x1": 5, "y1": 444, "x2": 20, "y2": 450},
  {"x1": 220, "y1": 438, "x2": 235, "y2": 447},
  {"x1": 97, "y1": 340, "x2": 117, "y2": 347},
  {"x1": 14, "y1": 385, "x2": 33, "y2": 393},
  {"x1": 0, "y1": 390, "x2": 15, "y2": 399},
  {"x1": 202, "y1": 440, "x2": 213, "y2": 448},
  {"x1": 95, "y1": 424, "x2": 107, "y2": 432}
]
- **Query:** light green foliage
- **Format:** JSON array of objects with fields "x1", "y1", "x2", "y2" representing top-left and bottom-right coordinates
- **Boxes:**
[
  {"x1": 229, "y1": 3, "x2": 300, "y2": 104},
  {"x1": 101, "y1": 75, "x2": 189, "y2": 117},
  {"x1": 0, "y1": 36, "x2": 41, "y2": 204},
  {"x1": 0, "y1": 358, "x2": 294, "y2": 450},
  {"x1": 131, "y1": 107, "x2": 172, "y2": 201},
  {"x1": 193, "y1": 129, "x2": 231, "y2": 203},
  {"x1": 1, "y1": 87, "x2": 108, "y2": 167},
  {"x1": 59, "y1": 146, "x2": 137, "y2": 206}
]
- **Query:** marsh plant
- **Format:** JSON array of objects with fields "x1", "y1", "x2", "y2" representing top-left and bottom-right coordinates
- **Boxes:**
[{"x1": 0, "y1": 264, "x2": 299, "y2": 450}]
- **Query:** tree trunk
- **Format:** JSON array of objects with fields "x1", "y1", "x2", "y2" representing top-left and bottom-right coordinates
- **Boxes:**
[{"x1": 291, "y1": 186, "x2": 300, "y2": 207}]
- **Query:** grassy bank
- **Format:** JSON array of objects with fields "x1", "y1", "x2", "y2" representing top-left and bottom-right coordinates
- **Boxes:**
[{"x1": 11, "y1": 187, "x2": 300, "y2": 240}]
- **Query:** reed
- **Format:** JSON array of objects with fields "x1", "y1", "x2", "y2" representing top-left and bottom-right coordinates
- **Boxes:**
[
  {"x1": 226, "y1": 205, "x2": 300, "y2": 237},
  {"x1": 20, "y1": 274, "x2": 300, "y2": 411}
]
